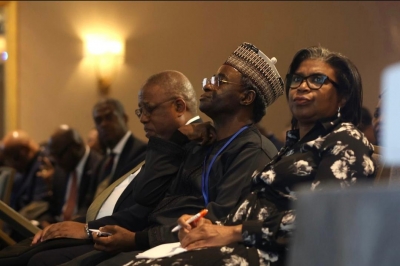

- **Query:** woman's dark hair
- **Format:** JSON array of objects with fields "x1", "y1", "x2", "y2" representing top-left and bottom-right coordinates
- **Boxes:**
[
  {"x1": 285, "y1": 46, "x2": 363, "y2": 129},
  {"x1": 241, "y1": 75, "x2": 266, "y2": 123}
]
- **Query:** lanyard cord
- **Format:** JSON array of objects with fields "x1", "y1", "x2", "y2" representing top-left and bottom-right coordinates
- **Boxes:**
[{"x1": 201, "y1": 125, "x2": 249, "y2": 205}]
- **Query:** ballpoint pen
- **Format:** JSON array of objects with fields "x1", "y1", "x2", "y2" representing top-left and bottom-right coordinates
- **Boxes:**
[{"x1": 171, "y1": 209, "x2": 208, "y2": 233}]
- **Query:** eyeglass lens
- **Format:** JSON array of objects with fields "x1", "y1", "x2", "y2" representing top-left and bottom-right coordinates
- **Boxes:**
[{"x1": 289, "y1": 74, "x2": 328, "y2": 90}]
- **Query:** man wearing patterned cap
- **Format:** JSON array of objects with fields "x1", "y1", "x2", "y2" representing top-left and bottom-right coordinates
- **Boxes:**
[{"x1": 30, "y1": 43, "x2": 284, "y2": 265}]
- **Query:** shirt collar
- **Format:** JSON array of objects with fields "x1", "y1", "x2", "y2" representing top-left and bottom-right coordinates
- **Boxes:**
[
  {"x1": 75, "y1": 145, "x2": 90, "y2": 176},
  {"x1": 285, "y1": 116, "x2": 343, "y2": 146},
  {"x1": 186, "y1": 116, "x2": 200, "y2": 125},
  {"x1": 107, "y1": 131, "x2": 132, "y2": 156}
]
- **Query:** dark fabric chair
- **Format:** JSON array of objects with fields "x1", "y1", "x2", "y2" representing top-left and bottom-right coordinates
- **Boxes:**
[{"x1": 287, "y1": 185, "x2": 400, "y2": 266}]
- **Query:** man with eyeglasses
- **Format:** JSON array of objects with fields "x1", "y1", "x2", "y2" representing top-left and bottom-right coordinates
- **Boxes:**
[
  {"x1": 24, "y1": 70, "x2": 201, "y2": 265},
  {"x1": 36, "y1": 125, "x2": 102, "y2": 227},
  {"x1": 58, "y1": 42, "x2": 284, "y2": 266}
]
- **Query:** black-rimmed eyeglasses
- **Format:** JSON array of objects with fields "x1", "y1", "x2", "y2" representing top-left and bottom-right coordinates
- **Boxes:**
[
  {"x1": 202, "y1": 75, "x2": 241, "y2": 90},
  {"x1": 135, "y1": 98, "x2": 176, "y2": 118},
  {"x1": 286, "y1": 74, "x2": 339, "y2": 90}
]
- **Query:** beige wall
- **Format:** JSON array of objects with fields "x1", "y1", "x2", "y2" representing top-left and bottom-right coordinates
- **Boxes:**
[{"x1": 14, "y1": 1, "x2": 400, "y2": 143}]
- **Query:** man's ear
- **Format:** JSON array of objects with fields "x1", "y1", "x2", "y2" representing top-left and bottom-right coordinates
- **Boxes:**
[
  {"x1": 240, "y1": 90, "x2": 256, "y2": 106},
  {"x1": 123, "y1": 114, "x2": 129, "y2": 124},
  {"x1": 175, "y1": 98, "x2": 186, "y2": 114}
]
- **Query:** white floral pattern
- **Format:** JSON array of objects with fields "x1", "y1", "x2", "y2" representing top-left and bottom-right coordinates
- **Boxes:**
[
  {"x1": 331, "y1": 160, "x2": 349, "y2": 179},
  {"x1": 232, "y1": 200, "x2": 249, "y2": 222},
  {"x1": 260, "y1": 169, "x2": 276, "y2": 184},
  {"x1": 223, "y1": 255, "x2": 249, "y2": 266},
  {"x1": 291, "y1": 160, "x2": 313, "y2": 176},
  {"x1": 362, "y1": 154, "x2": 375, "y2": 175},
  {"x1": 257, "y1": 250, "x2": 279, "y2": 263},
  {"x1": 342, "y1": 150, "x2": 356, "y2": 164},
  {"x1": 220, "y1": 246, "x2": 235, "y2": 254},
  {"x1": 330, "y1": 141, "x2": 348, "y2": 155},
  {"x1": 261, "y1": 227, "x2": 273, "y2": 240},
  {"x1": 257, "y1": 207, "x2": 269, "y2": 221},
  {"x1": 306, "y1": 136, "x2": 326, "y2": 149},
  {"x1": 129, "y1": 120, "x2": 376, "y2": 266},
  {"x1": 280, "y1": 211, "x2": 296, "y2": 231}
]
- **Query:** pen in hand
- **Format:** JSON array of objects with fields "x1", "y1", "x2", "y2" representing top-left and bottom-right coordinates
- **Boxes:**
[{"x1": 171, "y1": 209, "x2": 208, "y2": 233}]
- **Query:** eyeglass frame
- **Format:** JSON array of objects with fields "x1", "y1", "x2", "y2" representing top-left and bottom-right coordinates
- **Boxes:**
[
  {"x1": 286, "y1": 73, "x2": 339, "y2": 90},
  {"x1": 135, "y1": 98, "x2": 177, "y2": 118},
  {"x1": 202, "y1": 75, "x2": 241, "y2": 90}
]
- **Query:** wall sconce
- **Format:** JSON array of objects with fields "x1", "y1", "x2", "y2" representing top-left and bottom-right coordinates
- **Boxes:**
[{"x1": 85, "y1": 35, "x2": 124, "y2": 96}]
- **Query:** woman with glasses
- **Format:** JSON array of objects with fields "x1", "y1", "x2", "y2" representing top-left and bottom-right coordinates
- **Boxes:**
[{"x1": 104, "y1": 46, "x2": 376, "y2": 266}]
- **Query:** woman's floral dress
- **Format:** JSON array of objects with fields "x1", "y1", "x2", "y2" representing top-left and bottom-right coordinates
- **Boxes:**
[{"x1": 118, "y1": 118, "x2": 376, "y2": 266}]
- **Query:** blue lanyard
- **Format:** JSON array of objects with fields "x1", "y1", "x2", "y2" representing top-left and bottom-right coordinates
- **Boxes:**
[{"x1": 201, "y1": 125, "x2": 249, "y2": 205}]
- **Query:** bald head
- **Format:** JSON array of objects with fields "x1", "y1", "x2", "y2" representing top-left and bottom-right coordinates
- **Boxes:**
[
  {"x1": 1, "y1": 130, "x2": 39, "y2": 173},
  {"x1": 137, "y1": 70, "x2": 197, "y2": 140},
  {"x1": 143, "y1": 70, "x2": 198, "y2": 114},
  {"x1": 48, "y1": 125, "x2": 85, "y2": 172}
]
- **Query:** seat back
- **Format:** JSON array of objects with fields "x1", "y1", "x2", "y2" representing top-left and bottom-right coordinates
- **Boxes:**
[
  {"x1": 372, "y1": 145, "x2": 392, "y2": 185},
  {"x1": 0, "y1": 167, "x2": 15, "y2": 205}
]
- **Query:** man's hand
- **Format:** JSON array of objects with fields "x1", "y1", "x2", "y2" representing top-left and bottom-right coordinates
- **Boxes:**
[
  {"x1": 178, "y1": 122, "x2": 217, "y2": 145},
  {"x1": 180, "y1": 224, "x2": 242, "y2": 250},
  {"x1": 31, "y1": 221, "x2": 86, "y2": 245},
  {"x1": 93, "y1": 225, "x2": 136, "y2": 253}
]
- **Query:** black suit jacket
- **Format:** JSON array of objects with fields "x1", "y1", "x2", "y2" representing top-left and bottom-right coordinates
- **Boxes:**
[
  {"x1": 88, "y1": 119, "x2": 202, "y2": 231},
  {"x1": 39, "y1": 150, "x2": 103, "y2": 224},
  {"x1": 96, "y1": 134, "x2": 147, "y2": 185}
]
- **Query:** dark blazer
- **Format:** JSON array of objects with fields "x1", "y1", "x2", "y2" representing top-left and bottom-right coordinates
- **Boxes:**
[
  {"x1": 96, "y1": 134, "x2": 147, "y2": 185},
  {"x1": 39, "y1": 149, "x2": 103, "y2": 224},
  {"x1": 11, "y1": 152, "x2": 50, "y2": 211},
  {"x1": 88, "y1": 119, "x2": 202, "y2": 231}
]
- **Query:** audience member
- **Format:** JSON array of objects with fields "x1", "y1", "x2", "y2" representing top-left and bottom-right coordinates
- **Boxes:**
[
  {"x1": 36, "y1": 125, "x2": 103, "y2": 227},
  {"x1": 1, "y1": 130, "x2": 49, "y2": 211},
  {"x1": 358, "y1": 106, "x2": 377, "y2": 145},
  {"x1": 21, "y1": 70, "x2": 200, "y2": 265},
  {"x1": 51, "y1": 42, "x2": 284, "y2": 266},
  {"x1": 372, "y1": 94, "x2": 382, "y2": 146},
  {"x1": 92, "y1": 98, "x2": 147, "y2": 196},
  {"x1": 27, "y1": 42, "x2": 283, "y2": 265},
  {"x1": 257, "y1": 124, "x2": 285, "y2": 150},
  {"x1": 99, "y1": 46, "x2": 377, "y2": 266},
  {"x1": 86, "y1": 128, "x2": 106, "y2": 155}
]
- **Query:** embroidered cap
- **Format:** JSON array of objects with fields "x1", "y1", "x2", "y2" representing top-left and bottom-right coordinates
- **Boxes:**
[{"x1": 224, "y1": 42, "x2": 284, "y2": 107}]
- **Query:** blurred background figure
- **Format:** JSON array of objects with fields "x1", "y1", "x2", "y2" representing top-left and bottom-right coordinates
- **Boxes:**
[
  {"x1": 0, "y1": 130, "x2": 50, "y2": 212},
  {"x1": 86, "y1": 128, "x2": 105, "y2": 155},
  {"x1": 372, "y1": 95, "x2": 382, "y2": 146},
  {"x1": 257, "y1": 121, "x2": 291, "y2": 151},
  {"x1": 37, "y1": 125, "x2": 103, "y2": 227},
  {"x1": 92, "y1": 98, "x2": 146, "y2": 196},
  {"x1": 358, "y1": 106, "x2": 377, "y2": 145}
]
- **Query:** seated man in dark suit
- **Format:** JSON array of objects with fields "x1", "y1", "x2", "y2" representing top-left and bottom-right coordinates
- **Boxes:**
[
  {"x1": 37, "y1": 125, "x2": 103, "y2": 227},
  {"x1": 27, "y1": 43, "x2": 284, "y2": 266},
  {"x1": 92, "y1": 98, "x2": 147, "y2": 197},
  {"x1": 1, "y1": 130, "x2": 49, "y2": 213},
  {"x1": 22, "y1": 70, "x2": 200, "y2": 265}
]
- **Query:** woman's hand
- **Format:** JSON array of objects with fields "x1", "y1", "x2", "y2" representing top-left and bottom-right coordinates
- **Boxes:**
[
  {"x1": 180, "y1": 224, "x2": 243, "y2": 250},
  {"x1": 177, "y1": 122, "x2": 217, "y2": 145},
  {"x1": 177, "y1": 214, "x2": 212, "y2": 241}
]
